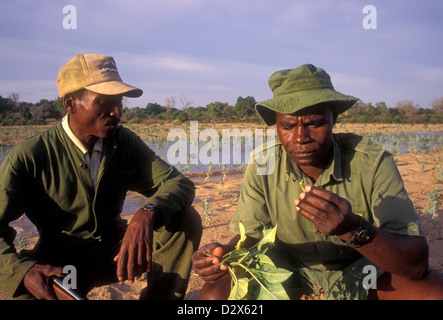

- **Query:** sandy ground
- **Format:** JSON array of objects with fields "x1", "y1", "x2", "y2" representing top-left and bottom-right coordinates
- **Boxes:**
[{"x1": 1, "y1": 149, "x2": 442, "y2": 300}]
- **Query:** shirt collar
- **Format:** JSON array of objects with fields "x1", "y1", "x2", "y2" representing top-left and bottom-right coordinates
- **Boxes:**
[
  {"x1": 61, "y1": 115, "x2": 103, "y2": 155},
  {"x1": 284, "y1": 134, "x2": 343, "y2": 184}
]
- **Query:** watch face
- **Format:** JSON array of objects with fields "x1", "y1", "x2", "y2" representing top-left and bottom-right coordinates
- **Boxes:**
[
  {"x1": 356, "y1": 230, "x2": 371, "y2": 243},
  {"x1": 143, "y1": 204, "x2": 156, "y2": 211},
  {"x1": 346, "y1": 219, "x2": 373, "y2": 248}
]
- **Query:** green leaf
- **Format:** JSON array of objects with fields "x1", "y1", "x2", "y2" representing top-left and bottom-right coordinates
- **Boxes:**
[
  {"x1": 251, "y1": 263, "x2": 293, "y2": 284},
  {"x1": 255, "y1": 224, "x2": 277, "y2": 252},
  {"x1": 255, "y1": 281, "x2": 290, "y2": 300},
  {"x1": 225, "y1": 223, "x2": 293, "y2": 300},
  {"x1": 235, "y1": 221, "x2": 247, "y2": 249},
  {"x1": 222, "y1": 248, "x2": 248, "y2": 264},
  {"x1": 228, "y1": 274, "x2": 249, "y2": 300}
]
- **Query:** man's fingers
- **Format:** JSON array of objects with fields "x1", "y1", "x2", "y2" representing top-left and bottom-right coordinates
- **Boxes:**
[
  {"x1": 304, "y1": 185, "x2": 344, "y2": 207},
  {"x1": 212, "y1": 247, "x2": 224, "y2": 258},
  {"x1": 295, "y1": 197, "x2": 324, "y2": 223},
  {"x1": 296, "y1": 185, "x2": 355, "y2": 236},
  {"x1": 115, "y1": 245, "x2": 151, "y2": 283},
  {"x1": 145, "y1": 245, "x2": 152, "y2": 273},
  {"x1": 127, "y1": 249, "x2": 137, "y2": 283},
  {"x1": 193, "y1": 252, "x2": 220, "y2": 268},
  {"x1": 50, "y1": 266, "x2": 64, "y2": 278},
  {"x1": 116, "y1": 249, "x2": 127, "y2": 281}
]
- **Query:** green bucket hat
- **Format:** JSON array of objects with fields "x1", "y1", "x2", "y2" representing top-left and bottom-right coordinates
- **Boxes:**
[{"x1": 255, "y1": 64, "x2": 358, "y2": 126}]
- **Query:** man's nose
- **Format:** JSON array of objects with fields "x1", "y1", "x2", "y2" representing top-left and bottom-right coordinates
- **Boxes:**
[
  {"x1": 110, "y1": 103, "x2": 122, "y2": 118},
  {"x1": 293, "y1": 125, "x2": 311, "y2": 144}
]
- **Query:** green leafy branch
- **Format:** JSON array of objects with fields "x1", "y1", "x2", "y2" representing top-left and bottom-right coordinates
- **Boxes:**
[{"x1": 209, "y1": 222, "x2": 293, "y2": 300}]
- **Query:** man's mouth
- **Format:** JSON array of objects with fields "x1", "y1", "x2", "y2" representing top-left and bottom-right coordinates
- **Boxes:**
[
  {"x1": 105, "y1": 119, "x2": 120, "y2": 128},
  {"x1": 292, "y1": 150, "x2": 316, "y2": 158}
]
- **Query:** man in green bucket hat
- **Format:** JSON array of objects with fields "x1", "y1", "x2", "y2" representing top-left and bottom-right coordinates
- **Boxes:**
[
  {"x1": 192, "y1": 64, "x2": 443, "y2": 300},
  {"x1": 255, "y1": 64, "x2": 358, "y2": 126}
]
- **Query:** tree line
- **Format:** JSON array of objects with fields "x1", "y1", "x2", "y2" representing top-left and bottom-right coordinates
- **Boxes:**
[{"x1": 0, "y1": 93, "x2": 442, "y2": 126}]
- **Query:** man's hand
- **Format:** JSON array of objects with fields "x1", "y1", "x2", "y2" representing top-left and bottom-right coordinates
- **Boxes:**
[
  {"x1": 114, "y1": 208, "x2": 155, "y2": 283},
  {"x1": 192, "y1": 242, "x2": 229, "y2": 283},
  {"x1": 23, "y1": 264, "x2": 64, "y2": 300},
  {"x1": 294, "y1": 185, "x2": 360, "y2": 237}
]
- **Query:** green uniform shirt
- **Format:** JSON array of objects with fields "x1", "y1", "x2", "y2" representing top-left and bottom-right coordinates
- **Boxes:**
[
  {"x1": 0, "y1": 123, "x2": 195, "y2": 297},
  {"x1": 230, "y1": 133, "x2": 424, "y2": 299}
]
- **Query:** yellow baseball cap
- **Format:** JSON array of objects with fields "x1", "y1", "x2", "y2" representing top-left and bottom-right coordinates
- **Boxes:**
[{"x1": 57, "y1": 53, "x2": 143, "y2": 98}]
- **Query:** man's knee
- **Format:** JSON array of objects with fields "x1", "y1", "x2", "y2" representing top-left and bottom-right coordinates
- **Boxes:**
[
  {"x1": 177, "y1": 205, "x2": 202, "y2": 246},
  {"x1": 160, "y1": 205, "x2": 202, "y2": 251},
  {"x1": 369, "y1": 269, "x2": 443, "y2": 300}
]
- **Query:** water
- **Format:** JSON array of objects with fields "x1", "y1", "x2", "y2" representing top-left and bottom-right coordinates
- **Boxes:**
[
  {"x1": 363, "y1": 131, "x2": 443, "y2": 155},
  {"x1": 1, "y1": 131, "x2": 442, "y2": 171}
]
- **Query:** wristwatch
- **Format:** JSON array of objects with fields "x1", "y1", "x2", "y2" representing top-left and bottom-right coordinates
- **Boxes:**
[
  {"x1": 345, "y1": 218, "x2": 374, "y2": 248},
  {"x1": 141, "y1": 203, "x2": 158, "y2": 213}
]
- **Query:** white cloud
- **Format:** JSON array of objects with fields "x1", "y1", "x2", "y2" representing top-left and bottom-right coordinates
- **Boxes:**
[
  {"x1": 115, "y1": 51, "x2": 276, "y2": 107},
  {"x1": 117, "y1": 52, "x2": 215, "y2": 73}
]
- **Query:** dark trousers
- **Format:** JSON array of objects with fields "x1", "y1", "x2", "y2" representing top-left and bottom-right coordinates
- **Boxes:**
[{"x1": 15, "y1": 206, "x2": 202, "y2": 300}]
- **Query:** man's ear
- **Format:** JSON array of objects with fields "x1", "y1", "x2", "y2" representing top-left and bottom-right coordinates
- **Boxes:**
[{"x1": 63, "y1": 94, "x2": 76, "y2": 114}]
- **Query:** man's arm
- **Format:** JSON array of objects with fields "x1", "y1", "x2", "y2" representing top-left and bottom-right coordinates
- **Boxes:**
[
  {"x1": 0, "y1": 155, "x2": 39, "y2": 297},
  {"x1": 129, "y1": 132, "x2": 195, "y2": 227},
  {"x1": 114, "y1": 131, "x2": 196, "y2": 282},
  {"x1": 342, "y1": 222, "x2": 428, "y2": 279},
  {"x1": 295, "y1": 185, "x2": 428, "y2": 279},
  {"x1": 114, "y1": 206, "x2": 155, "y2": 283}
]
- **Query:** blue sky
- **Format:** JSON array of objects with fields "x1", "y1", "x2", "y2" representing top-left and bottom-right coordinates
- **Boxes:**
[{"x1": 1, "y1": 0, "x2": 442, "y2": 109}]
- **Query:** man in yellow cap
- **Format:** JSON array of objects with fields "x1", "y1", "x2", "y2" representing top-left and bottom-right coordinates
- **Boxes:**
[
  {"x1": 192, "y1": 64, "x2": 443, "y2": 300},
  {"x1": 0, "y1": 53, "x2": 202, "y2": 300}
]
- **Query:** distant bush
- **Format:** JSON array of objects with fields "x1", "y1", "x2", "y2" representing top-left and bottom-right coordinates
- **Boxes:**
[{"x1": 1, "y1": 94, "x2": 442, "y2": 126}]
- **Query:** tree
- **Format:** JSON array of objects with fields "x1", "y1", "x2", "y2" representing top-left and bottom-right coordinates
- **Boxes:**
[
  {"x1": 172, "y1": 109, "x2": 188, "y2": 122},
  {"x1": 393, "y1": 99, "x2": 419, "y2": 116},
  {"x1": 206, "y1": 101, "x2": 228, "y2": 118},
  {"x1": 145, "y1": 103, "x2": 164, "y2": 116},
  {"x1": 31, "y1": 99, "x2": 61, "y2": 120},
  {"x1": 222, "y1": 105, "x2": 234, "y2": 118},
  {"x1": 0, "y1": 95, "x2": 14, "y2": 116},
  {"x1": 18, "y1": 102, "x2": 33, "y2": 121},
  {"x1": 165, "y1": 96, "x2": 176, "y2": 120},
  {"x1": 430, "y1": 97, "x2": 443, "y2": 114},
  {"x1": 233, "y1": 96, "x2": 256, "y2": 118},
  {"x1": 179, "y1": 94, "x2": 193, "y2": 113},
  {"x1": 187, "y1": 106, "x2": 207, "y2": 120},
  {"x1": 8, "y1": 93, "x2": 20, "y2": 109}
]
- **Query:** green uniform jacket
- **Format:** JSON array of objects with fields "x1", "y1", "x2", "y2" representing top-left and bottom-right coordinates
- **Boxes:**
[
  {"x1": 0, "y1": 122, "x2": 195, "y2": 297},
  {"x1": 230, "y1": 133, "x2": 424, "y2": 298}
]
